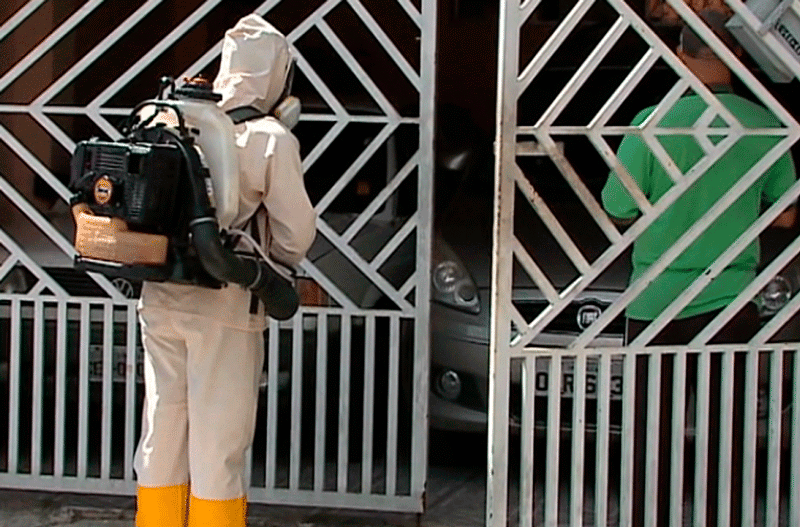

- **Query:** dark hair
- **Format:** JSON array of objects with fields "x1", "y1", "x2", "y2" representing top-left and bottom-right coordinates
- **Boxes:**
[{"x1": 679, "y1": 9, "x2": 738, "y2": 58}]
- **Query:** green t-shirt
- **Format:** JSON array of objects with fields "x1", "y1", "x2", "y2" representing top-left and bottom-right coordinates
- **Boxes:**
[{"x1": 602, "y1": 93, "x2": 796, "y2": 321}]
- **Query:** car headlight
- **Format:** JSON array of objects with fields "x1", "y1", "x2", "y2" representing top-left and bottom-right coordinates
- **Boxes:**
[
  {"x1": 431, "y1": 242, "x2": 480, "y2": 314},
  {"x1": 759, "y1": 275, "x2": 792, "y2": 313}
]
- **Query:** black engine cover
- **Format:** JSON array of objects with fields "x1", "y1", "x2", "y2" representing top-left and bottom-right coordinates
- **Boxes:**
[{"x1": 70, "y1": 138, "x2": 183, "y2": 234}]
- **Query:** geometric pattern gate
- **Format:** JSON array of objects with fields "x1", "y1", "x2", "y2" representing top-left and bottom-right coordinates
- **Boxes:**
[
  {"x1": 490, "y1": 0, "x2": 800, "y2": 525},
  {"x1": 0, "y1": 0, "x2": 434, "y2": 513}
]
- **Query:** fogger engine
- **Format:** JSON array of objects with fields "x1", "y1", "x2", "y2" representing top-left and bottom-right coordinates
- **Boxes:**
[{"x1": 68, "y1": 77, "x2": 300, "y2": 319}]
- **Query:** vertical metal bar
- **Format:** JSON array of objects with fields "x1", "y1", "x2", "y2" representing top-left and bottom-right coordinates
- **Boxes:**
[
  {"x1": 545, "y1": 356, "x2": 562, "y2": 527},
  {"x1": 716, "y1": 350, "x2": 735, "y2": 527},
  {"x1": 314, "y1": 314, "x2": 328, "y2": 492},
  {"x1": 670, "y1": 351, "x2": 687, "y2": 527},
  {"x1": 571, "y1": 353, "x2": 587, "y2": 527},
  {"x1": 361, "y1": 316, "x2": 376, "y2": 494},
  {"x1": 337, "y1": 315, "x2": 352, "y2": 493},
  {"x1": 385, "y1": 316, "x2": 400, "y2": 497},
  {"x1": 766, "y1": 350, "x2": 783, "y2": 527},
  {"x1": 695, "y1": 350, "x2": 711, "y2": 527},
  {"x1": 8, "y1": 298, "x2": 21, "y2": 475},
  {"x1": 289, "y1": 318, "x2": 303, "y2": 490},
  {"x1": 125, "y1": 304, "x2": 137, "y2": 482},
  {"x1": 595, "y1": 353, "x2": 612, "y2": 527},
  {"x1": 411, "y1": 0, "x2": 435, "y2": 509},
  {"x1": 77, "y1": 303, "x2": 90, "y2": 480},
  {"x1": 244, "y1": 446, "x2": 252, "y2": 492},
  {"x1": 31, "y1": 300, "x2": 43, "y2": 475},
  {"x1": 741, "y1": 350, "x2": 759, "y2": 527},
  {"x1": 101, "y1": 303, "x2": 113, "y2": 479},
  {"x1": 791, "y1": 348, "x2": 800, "y2": 527},
  {"x1": 488, "y1": 0, "x2": 519, "y2": 524},
  {"x1": 645, "y1": 353, "x2": 661, "y2": 527},
  {"x1": 54, "y1": 301, "x2": 67, "y2": 477},
  {"x1": 620, "y1": 352, "x2": 636, "y2": 527},
  {"x1": 519, "y1": 357, "x2": 535, "y2": 527},
  {"x1": 265, "y1": 318, "x2": 279, "y2": 490}
]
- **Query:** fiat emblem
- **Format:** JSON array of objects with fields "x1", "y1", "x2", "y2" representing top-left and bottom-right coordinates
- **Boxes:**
[{"x1": 576, "y1": 304, "x2": 602, "y2": 330}]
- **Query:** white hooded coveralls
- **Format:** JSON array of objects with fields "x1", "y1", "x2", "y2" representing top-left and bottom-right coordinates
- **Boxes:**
[{"x1": 133, "y1": 15, "x2": 316, "y2": 501}]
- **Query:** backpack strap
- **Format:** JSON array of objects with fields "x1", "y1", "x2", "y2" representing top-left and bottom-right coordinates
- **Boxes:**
[{"x1": 226, "y1": 106, "x2": 266, "y2": 125}]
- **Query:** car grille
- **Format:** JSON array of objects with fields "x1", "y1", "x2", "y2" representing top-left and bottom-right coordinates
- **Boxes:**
[
  {"x1": 45, "y1": 267, "x2": 115, "y2": 297},
  {"x1": 515, "y1": 299, "x2": 625, "y2": 336}
]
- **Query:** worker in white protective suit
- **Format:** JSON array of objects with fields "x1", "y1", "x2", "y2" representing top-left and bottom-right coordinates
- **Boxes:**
[{"x1": 133, "y1": 14, "x2": 316, "y2": 527}]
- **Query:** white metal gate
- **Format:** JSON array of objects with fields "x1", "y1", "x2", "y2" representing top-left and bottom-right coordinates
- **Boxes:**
[
  {"x1": 0, "y1": 0, "x2": 434, "y2": 513},
  {"x1": 490, "y1": 0, "x2": 800, "y2": 526}
]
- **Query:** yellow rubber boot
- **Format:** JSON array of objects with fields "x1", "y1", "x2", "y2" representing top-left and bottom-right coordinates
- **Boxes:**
[
  {"x1": 136, "y1": 484, "x2": 189, "y2": 527},
  {"x1": 188, "y1": 494, "x2": 247, "y2": 527}
]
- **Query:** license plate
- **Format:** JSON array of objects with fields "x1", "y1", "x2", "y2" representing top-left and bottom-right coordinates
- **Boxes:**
[
  {"x1": 88, "y1": 345, "x2": 143, "y2": 383},
  {"x1": 534, "y1": 358, "x2": 624, "y2": 400}
]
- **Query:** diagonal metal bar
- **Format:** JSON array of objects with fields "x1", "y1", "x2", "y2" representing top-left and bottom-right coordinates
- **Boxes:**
[
  {"x1": 519, "y1": 0, "x2": 543, "y2": 26},
  {"x1": 0, "y1": 0, "x2": 48, "y2": 42},
  {"x1": 298, "y1": 258, "x2": 359, "y2": 311},
  {"x1": 87, "y1": 0, "x2": 224, "y2": 112},
  {"x1": 0, "y1": 255, "x2": 19, "y2": 283},
  {"x1": 347, "y1": 0, "x2": 420, "y2": 89},
  {"x1": 0, "y1": 122, "x2": 71, "y2": 202},
  {"x1": 517, "y1": 0, "x2": 597, "y2": 93},
  {"x1": 536, "y1": 16, "x2": 630, "y2": 128},
  {"x1": 513, "y1": 127, "x2": 741, "y2": 350},
  {"x1": 570, "y1": 134, "x2": 795, "y2": 350},
  {"x1": 33, "y1": 0, "x2": 164, "y2": 108},
  {"x1": 691, "y1": 229, "x2": 800, "y2": 346},
  {"x1": 513, "y1": 236, "x2": 558, "y2": 304},
  {"x1": 588, "y1": 132, "x2": 653, "y2": 219},
  {"x1": 302, "y1": 120, "x2": 348, "y2": 173},
  {"x1": 396, "y1": 0, "x2": 421, "y2": 28},
  {"x1": 399, "y1": 271, "x2": 416, "y2": 299},
  {"x1": 312, "y1": 221, "x2": 414, "y2": 312},
  {"x1": 0, "y1": 0, "x2": 105, "y2": 94},
  {"x1": 534, "y1": 134, "x2": 622, "y2": 243},
  {"x1": 611, "y1": 0, "x2": 743, "y2": 122},
  {"x1": 751, "y1": 271, "x2": 800, "y2": 346},
  {"x1": 666, "y1": 0, "x2": 799, "y2": 127},
  {"x1": 514, "y1": 164, "x2": 590, "y2": 274},
  {"x1": 634, "y1": 175, "x2": 800, "y2": 347},
  {"x1": 369, "y1": 213, "x2": 417, "y2": 272},
  {"x1": 28, "y1": 111, "x2": 78, "y2": 157},
  {"x1": 285, "y1": 0, "x2": 340, "y2": 42},
  {"x1": 317, "y1": 20, "x2": 400, "y2": 121},
  {"x1": 289, "y1": 38, "x2": 352, "y2": 128},
  {"x1": 315, "y1": 122, "x2": 398, "y2": 214},
  {"x1": 343, "y1": 151, "x2": 419, "y2": 243},
  {"x1": 588, "y1": 48, "x2": 660, "y2": 129},
  {"x1": 693, "y1": 105, "x2": 729, "y2": 154}
]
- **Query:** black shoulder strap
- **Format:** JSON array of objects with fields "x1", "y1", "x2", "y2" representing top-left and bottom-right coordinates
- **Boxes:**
[{"x1": 226, "y1": 106, "x2": 266, "y2": 125}]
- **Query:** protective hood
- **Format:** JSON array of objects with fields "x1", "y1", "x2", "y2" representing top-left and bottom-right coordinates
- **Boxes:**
[{"x1": 213, "y1": 14, "x2": 292, "y2": 114}]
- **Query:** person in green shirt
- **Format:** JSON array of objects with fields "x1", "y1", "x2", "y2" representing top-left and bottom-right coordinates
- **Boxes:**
[{"x1": 601, "y1": 9, "x2": 796, "y2": 527}]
